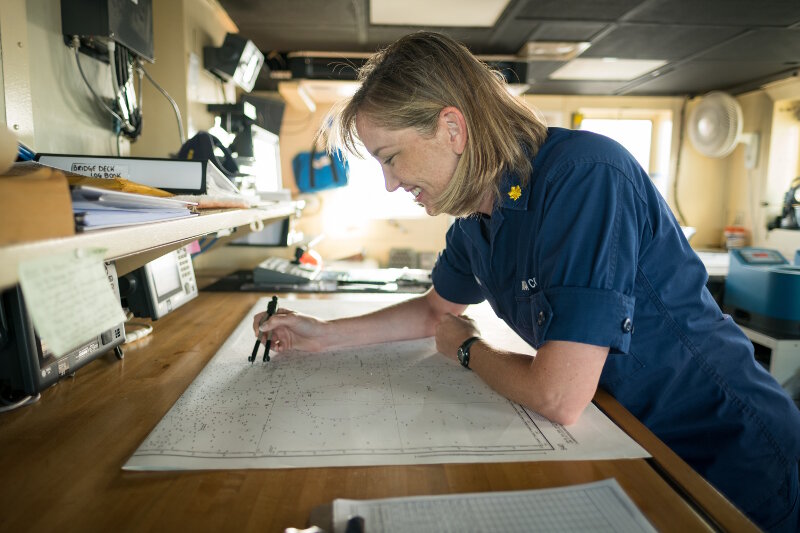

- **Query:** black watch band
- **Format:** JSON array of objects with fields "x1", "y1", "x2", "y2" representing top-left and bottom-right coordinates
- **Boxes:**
[{"x1": 457, "y1": 336, "x2": 480, "y2": 369}]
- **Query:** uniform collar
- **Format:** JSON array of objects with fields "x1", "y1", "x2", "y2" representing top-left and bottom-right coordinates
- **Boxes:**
[{"x1": 497, "y1": 170, "x2": 530, "y2": 211}]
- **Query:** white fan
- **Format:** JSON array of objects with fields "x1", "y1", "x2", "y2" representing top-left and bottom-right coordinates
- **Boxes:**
[{"x1": 687, "y1": 91, "x2": 760, "y2": 167}]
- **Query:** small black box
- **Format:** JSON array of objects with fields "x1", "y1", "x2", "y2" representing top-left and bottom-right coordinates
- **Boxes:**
[{"x1": 61, "y1": 0, "x2": 154, "y2": 61}]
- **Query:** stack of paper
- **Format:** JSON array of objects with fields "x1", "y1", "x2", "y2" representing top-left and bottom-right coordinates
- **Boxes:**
[{"x1": 71, "y1": 185, "x2": 197, "y2": 231}]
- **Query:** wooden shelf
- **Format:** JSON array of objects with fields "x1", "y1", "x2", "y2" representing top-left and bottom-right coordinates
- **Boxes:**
[{"x1": 0, "y1": 202, "x2": 297, "y2": 291}]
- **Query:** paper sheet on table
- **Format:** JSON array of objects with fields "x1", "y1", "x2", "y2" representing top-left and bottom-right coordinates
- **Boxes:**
[
  {"x1": 333, "y1": 478, "x2": 656, "y2": 533},
  {"x1": 124, "y1": 298, "x2": 649, "y2": 470},
  {"x1": 18, "y1": 248, "x2": 126, "y2": 357}
]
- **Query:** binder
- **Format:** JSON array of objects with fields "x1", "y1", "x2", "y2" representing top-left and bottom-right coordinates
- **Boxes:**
[{"x1": 35, "y1": 153, "x2": 208, "y2": 195}]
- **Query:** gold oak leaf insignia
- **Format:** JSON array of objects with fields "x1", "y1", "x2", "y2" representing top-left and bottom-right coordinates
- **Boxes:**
[{"x1": 508, "y1": 185, "x2": 522, "y2": 201}]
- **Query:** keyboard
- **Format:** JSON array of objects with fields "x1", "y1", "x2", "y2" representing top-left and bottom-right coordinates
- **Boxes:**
[
  {"x1": 252, "y1": 257, "x2": 432, "y2": 288},
  {"x1": 253, "y1": 256, "x2": 322, "y2": 285}
]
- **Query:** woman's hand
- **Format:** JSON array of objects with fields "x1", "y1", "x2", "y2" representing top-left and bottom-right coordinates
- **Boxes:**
[
  {"x1": 434, "y1": 313, "x2": 481, "y2": 361},
  {"x1": 252, "y1": 308, "x2": 331, "y2": 353}
]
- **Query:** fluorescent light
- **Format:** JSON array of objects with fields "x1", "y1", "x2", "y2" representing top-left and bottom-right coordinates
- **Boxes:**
[
  {"x1": 517, "y1": 41, "x2": 590, "y2": 61},
  {"x1": 549, "y1": 58, "x2": 668, "y2": 81},
  {"x1": 370, "y1": 0, "x2": 510, "y2": 27}
]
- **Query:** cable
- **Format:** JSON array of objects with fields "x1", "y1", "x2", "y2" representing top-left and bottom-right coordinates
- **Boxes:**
[
  {"x1": 138, "y1": 61, "x2": 186, "y2": 146},
  {"x1": 0, "y1": 393, "x2": 41, "y2": 413},
  {"x1": 672, "y1": 97, "x2": 689, "y2": 226},
  {"x1": 107, "y1": 41, "x2": 130, "y2": 125},
  {"x1": 71, "y1": 37, "x2": 128, "y2": 128},
  {"x1": 124, "y1": 321, "x2": 153, "y2": 344}
]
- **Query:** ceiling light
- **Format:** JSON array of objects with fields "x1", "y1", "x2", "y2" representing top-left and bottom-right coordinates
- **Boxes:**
[
  {"x1": 517, "y1": 41, "x2": 590, "y2": 61},
  {"x1": 370, "y1": 0, "x2": 510, "y2": 27},
  {"x1": 549, "y1": 58, "x2": 668, "y2": 81}
]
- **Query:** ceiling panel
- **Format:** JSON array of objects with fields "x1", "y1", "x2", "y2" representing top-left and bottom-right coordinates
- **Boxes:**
[
  {"x1": 627, "y1": 60, "x2": 797, "y2": 95},
  {"x1": 627, "y1": 0, "x2": 800, "y2": 26},
  {"x1": 219, "y1": 0, "x2": 800, "y2": 96},
  {"x1": 581, "y1": 24, "x2": 743, "y2": 60},
  {"x1": 526, "y1": 21, "x2": 608, "y2": 42},
  {"x1": 695, "y1": 29, "x2": 800, "y2": 62},
  {"x1": 517, "y1": 0, "x2": 643, "y2": 22}
]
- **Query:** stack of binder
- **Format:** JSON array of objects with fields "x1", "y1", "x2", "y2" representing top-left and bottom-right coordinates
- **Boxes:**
[{"x1": 71, "y1": 185, "x2": 197, "y2": 231}]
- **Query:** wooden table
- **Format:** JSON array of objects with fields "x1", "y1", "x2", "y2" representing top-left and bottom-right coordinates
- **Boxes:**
[{"x1": 0, "y1": 292, "x2": 758, "y2": 532}]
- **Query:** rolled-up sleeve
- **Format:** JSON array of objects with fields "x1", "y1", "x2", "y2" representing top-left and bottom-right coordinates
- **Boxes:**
[{"x1": 531, "y1": 159, "x2": 645, "y2": 352}]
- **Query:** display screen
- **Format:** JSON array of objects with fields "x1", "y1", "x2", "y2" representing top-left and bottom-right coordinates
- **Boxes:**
[
  {"x1": 739, "y1": 249, "x2": 785, "y2": 265},
  {"x1": 149, "y1": 252, "x2": 183, "y2": 301}
]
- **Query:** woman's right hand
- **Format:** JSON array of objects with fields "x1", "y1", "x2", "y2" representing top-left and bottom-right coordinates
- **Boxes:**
[{"x1": 252, "y1": 308, "x2": 331, "y2": 354}]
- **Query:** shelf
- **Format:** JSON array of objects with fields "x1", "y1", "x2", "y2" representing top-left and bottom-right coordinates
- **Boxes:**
[{"x1": 0, "y1": 202, "x2": 297, "y2": 291}]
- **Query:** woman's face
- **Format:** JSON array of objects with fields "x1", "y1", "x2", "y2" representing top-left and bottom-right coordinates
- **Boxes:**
[{"x1": 355, "y1": 110, "x2": 464, "y2": 216}]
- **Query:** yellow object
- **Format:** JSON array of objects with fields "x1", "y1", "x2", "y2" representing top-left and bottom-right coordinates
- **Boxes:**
[
  {"x1": 508, "y1": 185, "x2": 522, "y2": 201},
  {"x1": 65, "y1": 175, "x2": 174, "y2": 197}
]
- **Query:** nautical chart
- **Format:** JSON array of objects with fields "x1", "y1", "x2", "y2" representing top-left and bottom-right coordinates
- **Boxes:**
[{"x1": 124, "y1": 297, "x2": 648, "y2": 470}]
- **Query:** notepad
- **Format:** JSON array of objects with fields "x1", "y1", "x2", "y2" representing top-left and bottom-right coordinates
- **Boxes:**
[{"x1": 332, "y1": 479, "x2": 656, "y2": 533}]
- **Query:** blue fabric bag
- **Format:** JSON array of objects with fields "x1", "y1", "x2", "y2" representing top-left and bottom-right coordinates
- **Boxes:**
[{"x1": 292, "y1": 141, "x2": 349, "y2": 193}]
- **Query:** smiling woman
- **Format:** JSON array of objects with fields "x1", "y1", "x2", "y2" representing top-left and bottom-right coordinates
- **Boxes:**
[{"x1": 320, "y1": 152, "x2": 426, "y2": 235}]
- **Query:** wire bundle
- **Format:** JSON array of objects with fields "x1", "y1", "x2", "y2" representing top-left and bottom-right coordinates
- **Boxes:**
[{"x1": 71, "y1": 37, "x2": 185, "y2": 149}]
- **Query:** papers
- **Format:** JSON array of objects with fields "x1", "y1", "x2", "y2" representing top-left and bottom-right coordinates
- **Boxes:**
[
  {"x1": 71, "y1": 185, "x2": 197, "y2": 231},
  {"x1": 124, "y1": 298, "x2": 648, "y2": 471},
  {"x1": 332, "y1": 479, "x2": 656, "y2": 533},
  {"x1": 17, "y1": 248, "x2": 127, "y2": 357}
]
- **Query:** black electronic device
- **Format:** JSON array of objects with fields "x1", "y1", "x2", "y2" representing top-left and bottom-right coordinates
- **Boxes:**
[
  {"x1": 61, "y1": 0, "x2": 154, "y2": 62},
  {"x1": 241, "y1": 94, "x2": 285, "y2": 137},
  {"x1": 203, "y1": 33, "x2": 264, "y2": 92},
  {"x1": 120, "y1": 245, "x2": 198, "y2": 320},
  {"x1": 767, "y1": 177, "x2": 800, "y2": 231},
  {"x1": 231, "y1": 217, "x2": 292, "y2": 247},
  {"x1": 0, "y1": 263, "x2": 126, "y2": 396},
  {"x1": 252, "y1": 256, "x2": 433, "y2": 288}
]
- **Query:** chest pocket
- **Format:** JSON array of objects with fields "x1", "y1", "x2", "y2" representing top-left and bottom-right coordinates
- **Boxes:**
[{"x1": 514, "y1": 288, "x2": 553, "y2": 349}]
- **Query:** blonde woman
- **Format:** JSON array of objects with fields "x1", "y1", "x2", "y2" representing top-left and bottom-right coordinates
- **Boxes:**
[{"x1": 255, "y1": 31, "x2": 799, "y2": 532}]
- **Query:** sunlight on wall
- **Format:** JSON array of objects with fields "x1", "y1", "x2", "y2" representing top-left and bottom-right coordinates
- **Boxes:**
[{"x1": 321, "y1": 151, "x2": 426, "y2": 238}]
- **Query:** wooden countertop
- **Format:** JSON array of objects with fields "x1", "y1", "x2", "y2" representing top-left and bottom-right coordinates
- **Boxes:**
[{"x1": 0, "y1": 292, "x2": 757, "y2": 532}]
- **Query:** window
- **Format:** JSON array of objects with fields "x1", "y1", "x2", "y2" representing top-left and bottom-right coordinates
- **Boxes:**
[
  {"x1": 579, "y1": 118, "x2": 652, "y2": 169},
  {"x1": 577, "y1": 111, "x2": 673, "y2": 198},
  {"x1": 321, "y1": 151, "x2": 426, "y2": 237}
]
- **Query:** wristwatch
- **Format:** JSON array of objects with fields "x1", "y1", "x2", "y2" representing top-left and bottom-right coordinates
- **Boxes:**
[{"x1": 457, "y1": 336, "x2": 481, "y2": 370}]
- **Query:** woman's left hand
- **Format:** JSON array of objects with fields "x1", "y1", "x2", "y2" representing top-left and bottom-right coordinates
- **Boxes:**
[{"x1": 435, "y1": 313, "x2": 481, "y2": 361}]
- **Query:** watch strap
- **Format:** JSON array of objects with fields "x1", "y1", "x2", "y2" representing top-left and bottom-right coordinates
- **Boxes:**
[{"x1": 458, "y1": 336, "x2": 480, "y2": 369}]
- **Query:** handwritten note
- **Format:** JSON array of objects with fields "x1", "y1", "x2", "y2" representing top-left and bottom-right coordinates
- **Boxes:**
[{"x1": 18, "y1": 248, "x2": 126, "y2": 357}]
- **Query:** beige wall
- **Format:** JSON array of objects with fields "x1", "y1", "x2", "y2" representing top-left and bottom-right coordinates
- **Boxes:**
[
  {"x1": 731, "y1": 79, "x2": 800, "y2": 258},
  {"x1": 6, "y1": 0, "x2": 121, "y2": 154},
  {"x1": 0, "y1": 0, "x2": 236, "y2": 158}
]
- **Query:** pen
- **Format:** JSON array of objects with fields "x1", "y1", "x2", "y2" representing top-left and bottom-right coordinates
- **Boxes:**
[
  {"x1": 345, "y1": 516, "x2": 364, "y2": 533},
  {"x1": 250, "y1": 296, "x2": 278, "y2": 364}
]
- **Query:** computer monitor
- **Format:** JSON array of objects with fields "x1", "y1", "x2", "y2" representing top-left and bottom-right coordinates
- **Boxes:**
[{"x1": 234, "y1": 125, "x2": 283, "y2": 195}]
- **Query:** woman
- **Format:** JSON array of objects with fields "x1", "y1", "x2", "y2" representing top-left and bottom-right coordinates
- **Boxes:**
[{"x1": 254, "y1": 31, "x2": 800, "y2": 531}]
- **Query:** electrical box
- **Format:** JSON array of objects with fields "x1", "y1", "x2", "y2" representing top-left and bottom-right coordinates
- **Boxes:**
[
  {"x1": 61, "y1": 0, "x2": 154, "y2": 61},
  {"x1": 0, "y1": 263, "x2": 126, "y2": 396}
]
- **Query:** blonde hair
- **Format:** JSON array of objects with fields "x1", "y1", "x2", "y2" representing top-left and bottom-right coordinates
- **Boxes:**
[{"x1": 324, "y1": 31, "x2": 548, "y2": 216}]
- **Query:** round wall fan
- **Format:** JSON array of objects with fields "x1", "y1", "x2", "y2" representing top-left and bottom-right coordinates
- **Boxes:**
[{"x1": 687, "y1": 91, "x2": 760, "y2": 166}]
